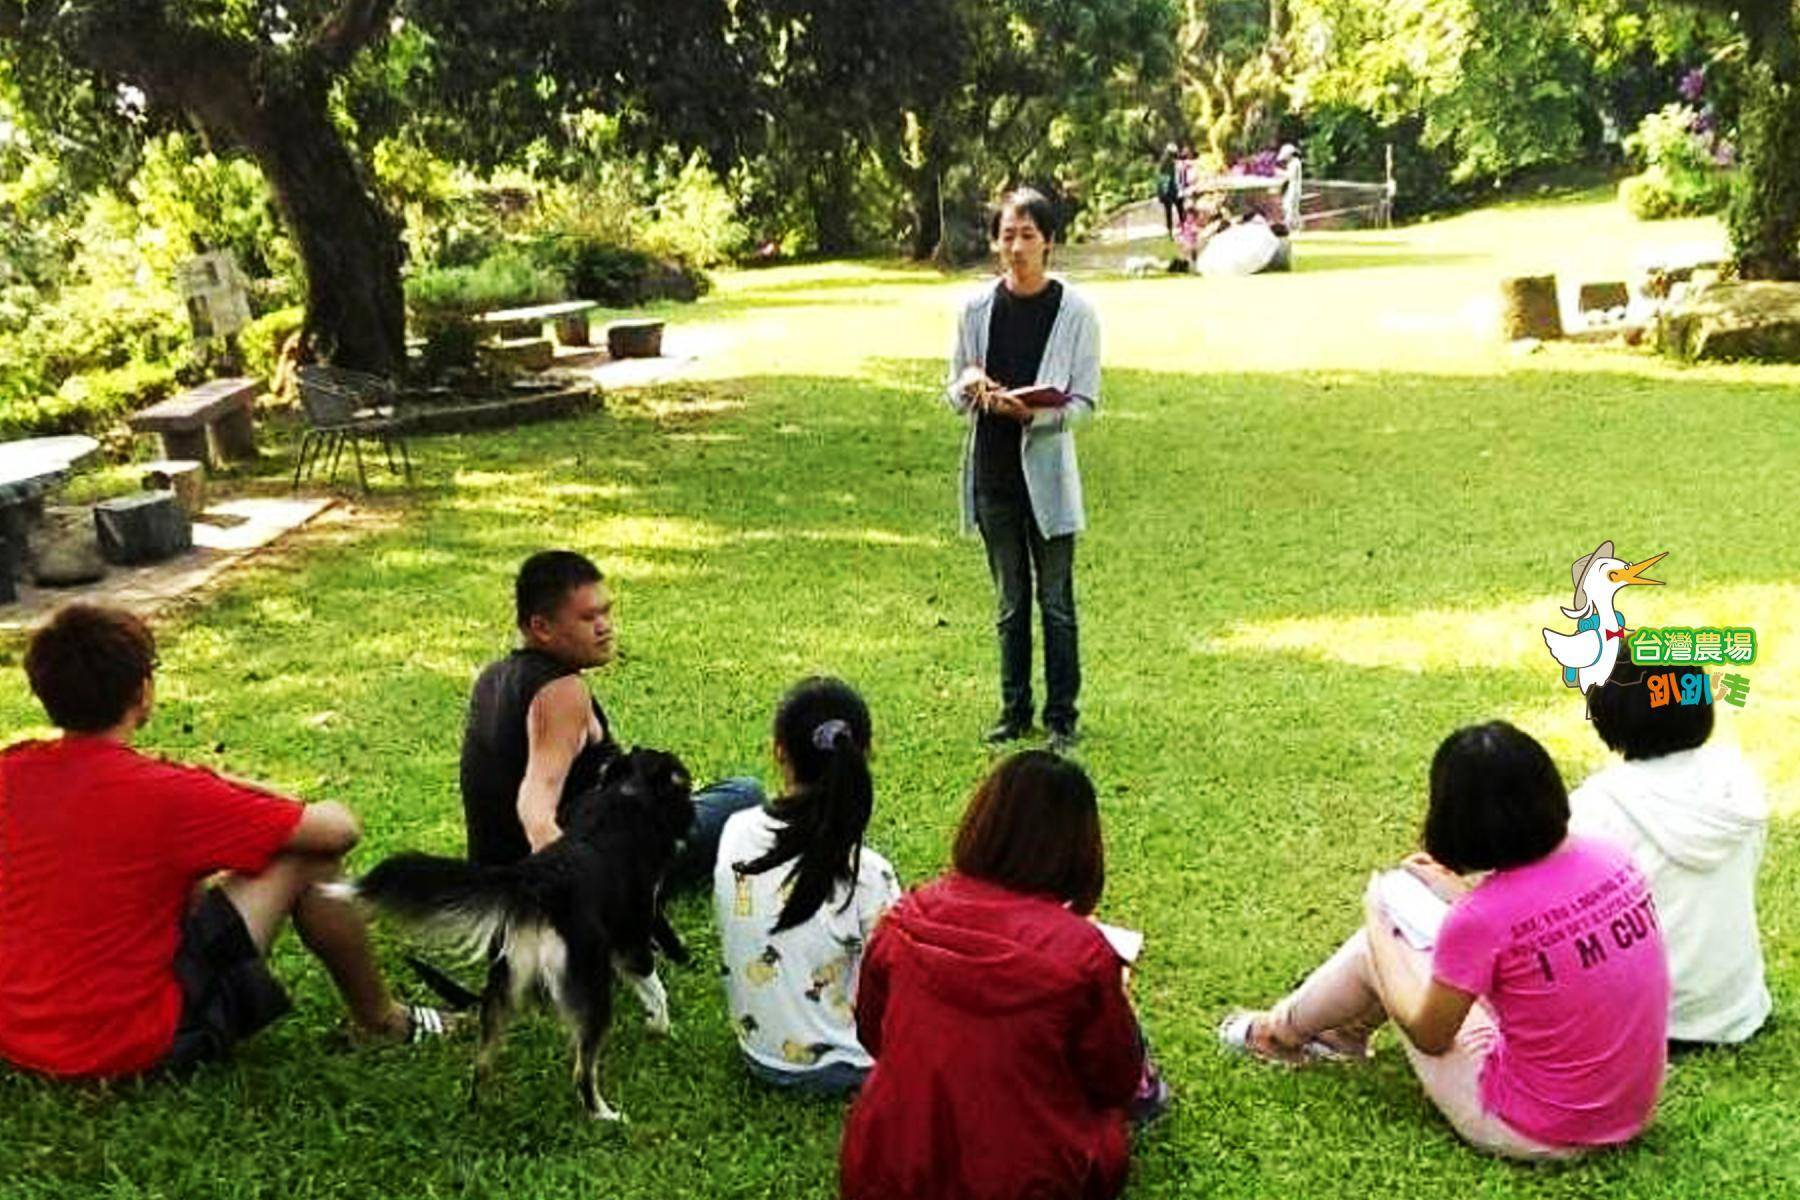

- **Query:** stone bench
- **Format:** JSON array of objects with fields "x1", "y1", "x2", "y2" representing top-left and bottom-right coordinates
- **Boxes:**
[
  {"x1": 607, "y1": 319, "x2": 665, "y2": 359},
  {"x1": 481, "y1": 337, "x2": 556, "y2": 372},
  {"x1": 129, "y1": 377, "x2": 261, "y2": 467},
  {"x1": 479, "y1": 300, "x2": 601, "y2": 347},
  {"x1": 94, "y1": 491, "x2": 192, "y2": 565}
]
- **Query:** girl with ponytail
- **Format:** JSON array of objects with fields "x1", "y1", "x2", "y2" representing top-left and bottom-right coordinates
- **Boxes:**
[{"x1": 712, "y1": 677, "x2": 900, "y2": 1094}]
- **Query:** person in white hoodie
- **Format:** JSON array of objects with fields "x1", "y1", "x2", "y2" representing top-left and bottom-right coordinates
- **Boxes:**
[{"x1": 1572, "y1": 656, "x2": 1771, "y2": 1045}]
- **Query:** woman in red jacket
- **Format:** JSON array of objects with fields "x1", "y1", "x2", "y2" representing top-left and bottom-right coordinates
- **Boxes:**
[{"x1": 841, "y1": 751, "x2": 1157, "y2": 1200}]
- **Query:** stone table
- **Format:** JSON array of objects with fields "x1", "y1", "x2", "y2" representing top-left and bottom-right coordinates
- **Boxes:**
[{"x1": 0, "y1": 435, "x2": 100, "y2": 602}]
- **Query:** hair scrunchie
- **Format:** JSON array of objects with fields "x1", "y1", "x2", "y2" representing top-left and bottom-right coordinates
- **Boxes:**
[{"x1": 811, "y1": 718, "x2": 852, "y2": 751}]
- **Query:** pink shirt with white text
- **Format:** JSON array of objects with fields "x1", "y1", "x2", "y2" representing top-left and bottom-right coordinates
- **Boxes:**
[{"x1": 1433, "y1": 836, "x2": 1670, "y2": 1147}]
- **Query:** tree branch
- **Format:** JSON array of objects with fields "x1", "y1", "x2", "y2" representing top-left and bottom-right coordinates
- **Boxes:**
[
  {"x1": 25, "y1": 1, "x2": 261, "y2": 146},
  {"x1": 309, "y1": 0, "x2": 397, "y2": 74}
]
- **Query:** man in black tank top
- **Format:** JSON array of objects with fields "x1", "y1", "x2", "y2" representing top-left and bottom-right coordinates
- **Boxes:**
[{"x1": 459, "y1": 551, "x2": 760, "y2": 881}]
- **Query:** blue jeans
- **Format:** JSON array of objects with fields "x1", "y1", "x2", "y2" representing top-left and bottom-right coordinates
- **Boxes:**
[
  {"x1": 975, "y1": 493, "x2": 1080, "y2": 731},
  {"x1": 667, "y1": 775, "x2": 764, "y2": 891},
  {"x1": 744, "y1": 1053, "x2": 869, "y2": 1096}
]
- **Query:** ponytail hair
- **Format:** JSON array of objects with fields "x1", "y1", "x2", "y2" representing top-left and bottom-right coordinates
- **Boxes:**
[{"x1": 737, "y1": 677, "x2": 874, "y2": 933}]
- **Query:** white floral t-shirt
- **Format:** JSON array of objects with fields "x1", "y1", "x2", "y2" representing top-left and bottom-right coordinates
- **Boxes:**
[{"x1": 712, "y1": 806, "x2": 901, "y2": 1076}]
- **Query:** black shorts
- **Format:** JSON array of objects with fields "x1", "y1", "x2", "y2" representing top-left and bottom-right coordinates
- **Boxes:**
[{"x1": 160, "y1": 889, "x2": 291, "y2": 1075}]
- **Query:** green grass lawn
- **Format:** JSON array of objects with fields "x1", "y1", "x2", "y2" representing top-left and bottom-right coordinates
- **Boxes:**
[{"x1": 2, "y1": 189, "x2": 1796, "y2": 1197}]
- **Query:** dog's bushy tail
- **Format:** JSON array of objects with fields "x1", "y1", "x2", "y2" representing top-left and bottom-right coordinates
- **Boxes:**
[{"x1": 332, "y1": 852, "x2": 529, "y2": 961}]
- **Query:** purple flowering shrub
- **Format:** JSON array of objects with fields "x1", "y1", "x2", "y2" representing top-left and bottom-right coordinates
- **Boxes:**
[
  {"x1": 1230, "y1": 149, "x2": 1282, "y2": 177},
  {"x1": 1620, "y1": 79, "x2": 1736, "y2": 219}
]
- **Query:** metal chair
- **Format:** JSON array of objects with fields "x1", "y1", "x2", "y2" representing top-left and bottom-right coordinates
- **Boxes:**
[{"x1": 293, "y1": 365, "x2": 413, "y2": 493}]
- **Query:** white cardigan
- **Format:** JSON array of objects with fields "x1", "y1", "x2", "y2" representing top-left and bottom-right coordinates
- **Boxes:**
[
  {"x1": 1569, "y1": 743, "x2": 1771, "y2": 1043},
  {"x1": 943, "y1": 277, "x2": 1101, "y2": 538}
]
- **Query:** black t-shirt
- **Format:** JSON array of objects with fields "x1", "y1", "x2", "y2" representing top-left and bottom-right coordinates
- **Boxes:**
[
  {"x1": 974, "y1": 280, "x2": 1063, "y2": 502},
  {"x1": 459, "y1": 648, "x2": 619, "y2": 866}
]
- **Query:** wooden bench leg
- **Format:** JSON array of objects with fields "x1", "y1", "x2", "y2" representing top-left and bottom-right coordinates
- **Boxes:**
[
  {"x1": 161, "y1": 429, "x2": 211, "y2": 467},
  {"x1": 212, "y1": 405, "x2": 260, "y2": 462}
]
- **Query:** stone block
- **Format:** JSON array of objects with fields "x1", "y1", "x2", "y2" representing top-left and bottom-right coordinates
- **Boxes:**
[
  {"x1": 1654, "y1": 281, "x2": 1800, "y2": 362},
  {"x1": 554, "y1": 313, "x2": 592, "y2": 346},
  {"x1": 482, "y1": 337, "x2": 555, "y2": 372},
  {"x1": 607, "y1": 319, "x2": 665, "y2": 359},
  {"x1": 0, "y1": 533, "x2": 16, "y2": 603},
  {"x1": 1499, "y1": 275, "x2": 1562, "y2": 341},
  {"x1": 94, "y1": 491, "x2": 192, "y2": 566},
  {"x1": 142, "y1": 459, "x2": 207, "y2": 518},
  {"x1": 1577, "y1": 282, "x2": 1630, "y2": 313},
  {"x1": 30, "y1": 505, "x2": 107, "y2": 586}
]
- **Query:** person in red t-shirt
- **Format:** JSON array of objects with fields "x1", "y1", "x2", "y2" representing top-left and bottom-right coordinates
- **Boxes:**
[
  {"x1": 841, "y1": 751, "x2": 1166, "y2": 1200},
  {"x1": 0, "y1": 603, "x2": 451, "y2": 1079}
]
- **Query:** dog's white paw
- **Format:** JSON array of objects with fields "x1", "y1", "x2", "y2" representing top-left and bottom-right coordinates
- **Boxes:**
[
  {"x1": 591, "y1": 1099, "x2": 628, "y2": 1123},
  {"x1": 645, "y1": 1011, "x2": 672, "y2": 1038}
]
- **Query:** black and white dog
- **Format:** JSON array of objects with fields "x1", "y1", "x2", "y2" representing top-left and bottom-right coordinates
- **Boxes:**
[{"x1": 333, "y1": 748, "x2": 695, "y2": 1120}]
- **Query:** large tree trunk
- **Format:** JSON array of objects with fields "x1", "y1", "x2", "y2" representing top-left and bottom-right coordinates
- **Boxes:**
[
  {"x1": 239, "y1": 93, "x2": 407, "y2": 374},
  {"x1": 876, "y1": 115, "x2": 946, "y2": 262},
  {"x1": 905, "y1": 166, "x2": 943, "y2": 262},
  {"x1": 1731, "y1": 2, "x2": 1800, "y2": 281},
  {"x1": 809, "y1": 145, "x2": 861, "y2": 257},
  {"x1": 11, "y1": 1, "x2": 408, "y2": 376}
]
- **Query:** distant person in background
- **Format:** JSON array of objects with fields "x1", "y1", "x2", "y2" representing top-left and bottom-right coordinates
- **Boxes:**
[
  {"x1": 1155, "y1": 144, "x2": 1181, "y2": 236},
  {"x1": 1277, "y1": 143, "x2": 1304, "y2": 230},
  {"x1": 1174, "y1": 200, "x2": 1201, "y2": 266},
  {"x1": 945, "y1": 189, "x2": 1100, "y2": 752},
  {"x1": 1176, "y1": 143, "x2": 1200, "y2": 199}
]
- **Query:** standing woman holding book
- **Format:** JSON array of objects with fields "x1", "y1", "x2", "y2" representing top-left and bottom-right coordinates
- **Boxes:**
[{"x1": 947, "y1": 187, "x2": 1101, "y2": 753}]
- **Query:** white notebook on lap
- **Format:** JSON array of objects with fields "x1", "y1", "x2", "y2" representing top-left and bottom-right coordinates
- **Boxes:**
[{"x1": 1377, "y1": 869, "x2": 1450, "y2": 951}]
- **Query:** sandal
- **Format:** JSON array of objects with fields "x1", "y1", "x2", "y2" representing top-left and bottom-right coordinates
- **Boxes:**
[
  {"x1": 1304, "y1": 1028, "x2": 1373, "y2": 1063},
  {"x1": 403, "y1": 1004, "x2": 455, "y2": 1044},
  {"x1": 1219, "y1": 1011, "x2": 1371, "y2": 1066},
  {"x1": 343, "y1": 1003, "x2": 461, "y2": 1049},
  {"x1": 1218, "y1": 1011, "x2": 1308, "y2": 1066}
]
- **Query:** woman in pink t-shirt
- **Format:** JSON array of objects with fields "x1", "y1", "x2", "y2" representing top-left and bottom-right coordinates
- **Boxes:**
[{"x1": 1221, "y1": 722, "x2": 1671, "y2": 1159}]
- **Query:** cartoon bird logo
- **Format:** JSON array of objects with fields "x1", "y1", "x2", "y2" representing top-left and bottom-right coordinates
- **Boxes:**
[{"x1": 1542, "y1": 540, "x2": 1666, "y2": 696}]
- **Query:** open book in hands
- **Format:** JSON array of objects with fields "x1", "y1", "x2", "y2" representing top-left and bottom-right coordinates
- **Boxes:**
[
  {"x1": 1000, "y1": 384, "x2": 1069, "y2": 409},
  {"x1": 1093, "y1": 921, "x2": 1144, "y2": 964},
  {"x1": 1375, "y1": 869, "x2": 1450, "y2": 951}
]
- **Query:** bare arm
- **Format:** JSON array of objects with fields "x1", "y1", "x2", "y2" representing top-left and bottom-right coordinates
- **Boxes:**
[
  {"x1": 1362, "y1": 873, "x2": 1475, "y2": 1055},
  {"x1": 282, "y1": 801, "x2": 362, "y2": 856},
  {"x1": 1401, "y1": 852, "x2": 1471, "y2": 903},
  {"x1": 518, "y1": 676, "x2": 592, "y2": 852}
]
